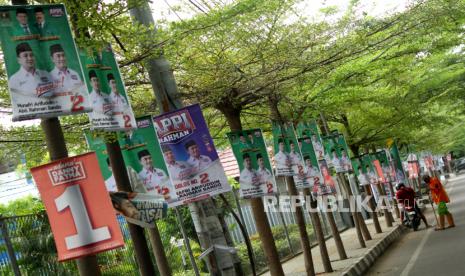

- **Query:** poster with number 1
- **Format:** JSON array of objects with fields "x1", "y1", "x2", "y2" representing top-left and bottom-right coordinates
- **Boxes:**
[{"x1": 31, "y1": 152, "x2": 124, "y2": 261}]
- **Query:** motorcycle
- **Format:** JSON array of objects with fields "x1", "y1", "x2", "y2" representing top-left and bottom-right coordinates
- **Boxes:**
[{"x1": 402, "y1": 208, "x2": 421, "y2": 231}]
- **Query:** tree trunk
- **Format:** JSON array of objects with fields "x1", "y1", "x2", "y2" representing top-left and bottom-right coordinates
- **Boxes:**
[
  {"x1": 303, "y1": 188, "x2": 333, "y2": 272},
  {"x1": 286, "y1": 177, "x2": 315, "y2": 276},
  {"x1": 219, "y1": 101, "x2": 284, "y2": 275}
]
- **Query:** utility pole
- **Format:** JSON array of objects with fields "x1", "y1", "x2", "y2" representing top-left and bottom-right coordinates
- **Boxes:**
[
  {"x1": 10, "y1": 0, "x2": 101, "y2": 275},
  {"x1": 129, "y1": 2, "x2": 241, "y2": 275}
]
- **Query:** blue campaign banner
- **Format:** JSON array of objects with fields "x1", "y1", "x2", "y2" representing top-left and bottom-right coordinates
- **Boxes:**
[{"x1": 152, "y1": 104, "x2": 231, "y2": 207}]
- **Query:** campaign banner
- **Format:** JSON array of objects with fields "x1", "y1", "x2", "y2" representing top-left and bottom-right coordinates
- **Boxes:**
[
  {"x1": 271, "y1": 122, "x2": 305, "y2": 180},
  {"x1": 227, "y1": 129, "x2": 277, "y2": 198},
  {"x1": 387, "y1": 142, "x2": 406, "y2": 184},
  {"x1": 313, "y1": 159, "x2": 337, "y2": 196},
  {"x1": 374, "y1": 150, "x2": 391, "y2": 183},
  {"x1": 352, "y1": 157, "x2": 369, "y2": 186},
  {"x1": 322, "y1": 133, "x2": 352, "y2": 173},
  {"x1": 153, "y1": 104, "x2": 231, "y2": 207},
  {"x1": 30, "y1": 152, "x2": 124, "y2": 261},
  {"x1": 109, "y1": 192, "x2": 167, "y2": 228},
  {"x1": 408, "y1": 161, "x2": 419, "y2": 179},
  {"x1": 296, "y1": 120, "x2": 325, "y2": 160},
  {"x1": 0, "y1": 4, "x2": 91, "y2": 121},
  {"x1": 79, "y1": 45, "x2": 136, "y2": 131},
  {"x1": 360, "y1": 154, "x2": 381, "y2": 201},
  {"x1": 85, "y1": 117, "x2": 174, "y2": 201},
  {"x1": 296, "y1": 133, "x2": 323, "y2": 189}
]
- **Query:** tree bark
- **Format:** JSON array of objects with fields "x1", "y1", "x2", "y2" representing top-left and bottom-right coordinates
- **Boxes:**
[{"x1": 303, "y1": 188, "x2": 333, "y2": 272}]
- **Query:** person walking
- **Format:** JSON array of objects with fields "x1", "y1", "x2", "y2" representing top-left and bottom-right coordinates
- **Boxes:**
[{"x1": 423, "y1": 175, "x2": 455, "y2": 230}]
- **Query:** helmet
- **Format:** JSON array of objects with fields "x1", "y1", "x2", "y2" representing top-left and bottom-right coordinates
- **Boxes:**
[{"x1": 395, "y1": 183, "x2": 405, "y2": 191}]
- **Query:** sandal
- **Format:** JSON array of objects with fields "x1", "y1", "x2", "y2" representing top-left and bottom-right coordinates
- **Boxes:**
[
  {"x1": 434, "y1": 227, "x2": 445, "y2": 231},
  {"x1": 446, "y1": 225, "x2": 456, "y2": 229}
]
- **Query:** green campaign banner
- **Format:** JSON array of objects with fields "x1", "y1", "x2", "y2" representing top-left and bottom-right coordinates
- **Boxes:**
[
  {"x1": 271, "y1": 122, "x2": 305, "y2": 181},
  {"x1": 352, "y1": 157, "x2": 369, "y2": 186},
  {"x1": 360, "y1": 153, "x2": 382, "y2": 201},
  {"x1": 85, "y1": 117, "x2": 172, "y2": 199},
  {"x1": 360, "y1": 154, "x2": 378, "y2": 185},
  {"x1": 0, "y1": 4, "x2": 91, "y2": 121},
  {"x1": 322, "y1": 133, "x2": 352, "y2": 173},
  {"x1": 296, "y1": 120, "x2": 325, "y2": 160},
  {"x1": 227, "y1": 129, "x2": 277, "y2": 198},
  {"x1": 388, "y1": 142, "x2": 406, "y2": 184},
  {"x1": 296, "y1": 129, "x2": 323, "y2": 189},
  {"x1": 79, "y1": 44, "x2": 136, "y2": 131}
]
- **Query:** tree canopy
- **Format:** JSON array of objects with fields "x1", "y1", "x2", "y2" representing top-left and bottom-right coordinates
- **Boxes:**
[{"x1": 0, "y1": 0, "x2": 464, "y2": 169}]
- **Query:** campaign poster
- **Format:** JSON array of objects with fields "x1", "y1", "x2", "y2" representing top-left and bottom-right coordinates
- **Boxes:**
[
  {"x1": 296, "y1": 120, "x2": 325, "y2": 160},
  {"x1": 271, "y1": 122, "x2": 305, "y2": 179},
  {"x1": 227, "y1": 129, "x2": 277, "y2": 198},
  {"x1": 322, "y1": 133, "x2": 352, "y2": 173},
  {"x1": 85, "y1": 124, "x2": 171, "y2": 223},
  {"x1": 0, "y1": 4, "x2": 91, "y2": 121},
  {"x1": 388, "y1": 142, "x2": 406, "y2": 184},
  {"x1": 352, "y1": 157, "x2": 370, "y2": 186},
  {"x1": 85, "y1": 117, "x2": 174, "y2": 201},
  {"x1": 296, "y1": 134, "x2": 323, "y2": 189},
  {"x1": 30, "y1": 152, "x2": 124, "y2": 261},
  {"x1": 109, "y1": 192, "x2": 167, "y2": 228},
  {"x1": 313, "y1": 159, "x2": 337, "y2": 196},
  {"x1": 79, "y1": 44, "x2": 136, "y2": 131},
  {"x1": 374, "y1": 150, "x2": 391, "y2": 183},
  {"x1": 84, "y1": 130, "x2": 115, "y2": 192},
  {"x1": 360, "y1": 153, "x2": 381, "y2": 201},
  {"x1": 407, "y1": 161, "x2": 419, "y2": 179},
  {"x1": 152, "y1": 104, "x2": 231, "y2": 207},
  {"x1": 371, "y1": 155, "x2": 393, "y2": 199}
]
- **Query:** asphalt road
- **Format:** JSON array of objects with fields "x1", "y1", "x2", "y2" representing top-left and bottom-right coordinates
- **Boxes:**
[{"x1": 366, "y1": 173, "x2": 465, "y2": 276}]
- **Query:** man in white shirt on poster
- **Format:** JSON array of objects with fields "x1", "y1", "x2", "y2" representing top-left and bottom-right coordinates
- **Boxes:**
[
  {"x1": 185, "y1": 140, "x2": 212, "y2": 173},
  {"x1": 49, "y1": 43, "x2": 83, "y2": 94},
  {"x1": 9, "y1": 42, "x2": 54, "y2": 98}
]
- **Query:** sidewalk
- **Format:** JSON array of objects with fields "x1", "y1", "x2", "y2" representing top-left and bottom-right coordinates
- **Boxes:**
[{"x1": 262, "y1": 215, "x2": 404, "y2": 276}]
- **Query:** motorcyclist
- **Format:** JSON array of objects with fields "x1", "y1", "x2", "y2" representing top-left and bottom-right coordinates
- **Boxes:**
[{"x1": 395, "y1": 183, "x2": 430, "y2": 228}]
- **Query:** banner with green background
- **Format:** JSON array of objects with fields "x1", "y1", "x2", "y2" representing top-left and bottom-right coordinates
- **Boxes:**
[
  {"x1": 227, "y1": 128, "x2": 277, "y2": 198},
  {"x1": 0, "y1": 4, "x2": 91, "y2": 121}
]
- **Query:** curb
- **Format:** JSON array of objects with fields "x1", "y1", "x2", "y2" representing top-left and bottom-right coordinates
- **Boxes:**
[{"x1": 341, "y1": 224, "x2": 406, "y2": 276}]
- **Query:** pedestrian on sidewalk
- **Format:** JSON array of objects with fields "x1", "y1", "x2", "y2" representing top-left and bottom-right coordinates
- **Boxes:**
[
  {"x1": 395, "y1": 183, "x2": 430, "y2": 228},
  {"x1": 423, "y1": 175, "x2": 455, "y2": 230}
]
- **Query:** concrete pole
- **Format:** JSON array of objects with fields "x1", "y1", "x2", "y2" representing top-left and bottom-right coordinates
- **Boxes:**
[{"x1": 129, "y1": 2, "x2": 240, "y2": 275}]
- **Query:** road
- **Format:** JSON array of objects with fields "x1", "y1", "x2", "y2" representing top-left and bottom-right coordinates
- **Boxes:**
[{"x1": 366, "y1": 173, "x2": 465, "y2": 276}]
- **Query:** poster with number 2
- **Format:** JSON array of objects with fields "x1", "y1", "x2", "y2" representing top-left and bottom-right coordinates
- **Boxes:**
[{"x1": 31, "y1": 152, "x2": 124, "y2": 261}]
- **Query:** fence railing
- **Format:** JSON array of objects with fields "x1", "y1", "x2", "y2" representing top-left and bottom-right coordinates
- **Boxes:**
[{"x1": 0, "y1": 198, "x2": 348, "y2": 276}]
